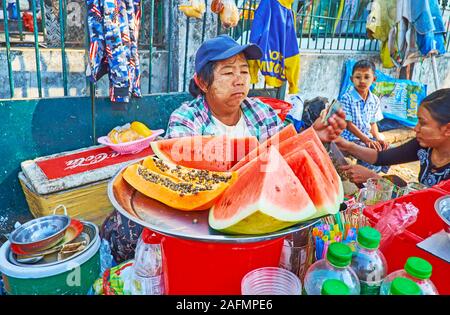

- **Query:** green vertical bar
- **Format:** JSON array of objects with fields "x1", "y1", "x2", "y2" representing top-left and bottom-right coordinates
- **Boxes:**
[
  {"x1": 183, "y1": 17, "x2": 190, "y2": 92},
  {"x1": 298, "y1": 5, "x2": 305, "y2": 49},
  {"x1": 2, "y1": 0, "x2": 14, "y2": 98},
  {"x1": 15, "y1": 0, "x2": 23, "y2": 41},
  {"x1": 85, "y1": 7, "x2": 95, "y2": 143},
  {"x1": 59, "y1": 0, "x2": 68, "y2": 96},
  {"x1": 357, "y1": 19, "x2": 364, "y2": 50},
  {"x1": 31, "y1": 0, "x2": 42, "y2": 97},
  {"x1": 314, "y1": 0, "x2": 321, "y2": 50},
  {"x1": 307, "y1": 0, "x2": 315, "y2": 49},
  {"x1": 344, "y1": 13, "x2": 351, "y2": 50},
  {"x1": 148, "y1": 0, "x2": 155, "y2": 94},
  {"x1": 201, "y1": 0, "x2": 207, "y2": 42},
  {"x1": 158, "y1": 1, "x2": 163, "y2": 43},
  {"x1": 39, "y1": 0, "x2": 47, "y2": 42},
  {"x1": 350, "y1": 15, "x2": 356, "y2": 50},
  {"x1": 322, "y1": 0, "x2": 332, "y2": 50},
  {"x1": 240, "y1": 0, "x2": 246, "y2": 44},
  {"x1": 167, "y1": 0, "x2": 173, "y2": 93},
  {"x1": 245, "y1": 0, "x2": 254, "y2": 44}
]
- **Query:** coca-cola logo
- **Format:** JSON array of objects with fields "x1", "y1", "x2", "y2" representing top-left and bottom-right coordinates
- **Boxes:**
[{"x1": 64, "y1": 152, "x2": 121, "y2": 170}]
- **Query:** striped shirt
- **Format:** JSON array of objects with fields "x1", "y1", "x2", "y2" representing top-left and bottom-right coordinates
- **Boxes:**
[
  {"x1": 165, "y1": 95, "x2": 284, "y2": 141},
  {"x1": 341, "y1": 86, "x2": 384, "y2": 141}
]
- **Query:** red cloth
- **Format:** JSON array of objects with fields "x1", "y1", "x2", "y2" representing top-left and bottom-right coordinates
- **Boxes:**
[{"x1": 36, "y1": 146, "x2": 153, "y2": 180}]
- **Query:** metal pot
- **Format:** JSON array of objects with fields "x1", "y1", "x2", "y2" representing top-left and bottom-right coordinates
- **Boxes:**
[
  {"x1": 435, "y1": 195, "x2": 450, "y2": 239},
  {"x1": 8, "y1": 205, "x2": 71, "y2": 255}
]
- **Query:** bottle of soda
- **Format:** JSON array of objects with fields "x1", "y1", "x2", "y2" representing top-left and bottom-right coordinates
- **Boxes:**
[
  {"x1": 131, "y1": 228, "x2": 164, "y2": 295},
  {"x1": 321, "y1": 279, "x2": 350, "y2": 295},
  {"x1": 383, "y1": 277, "x2": 422, "y2": 295},
  {"x1": 350, "y1": 226, "x2": 387, "y2": 295},
  {"x1": 303, "y1": 242, "x2": 360, "y2": 295},
  {"x1": 380, "y1": 257, "x2": 438, "y2": 295}
]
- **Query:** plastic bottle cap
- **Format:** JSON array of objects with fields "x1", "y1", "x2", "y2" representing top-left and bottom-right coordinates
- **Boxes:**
[
  {"x1": 390, "y1": 277, "x2": 421, "y2": 295},
  {"x1": 141, "y1": 228, "x2": 163, "y2": 244},
  {"x1": 326, "y1": 242, "x2": 352, "y2": 267},
  {"x1": 404, "y1": 257, "x2": 432, "y2": 280},
  {"x1": 357, "y1": 226, "x2": 381, "y2": 249},
  {"x1": 321, "y1": 279, "x2": 350, "y2": 295}
]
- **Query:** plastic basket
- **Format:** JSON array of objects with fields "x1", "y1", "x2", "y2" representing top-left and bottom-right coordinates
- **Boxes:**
[
  {"x1": 363, "y1": 186, "x2": 450, "y2": 294},
  {"x1": 97, "y1": 129, "x2": 164, "y2": 155}
]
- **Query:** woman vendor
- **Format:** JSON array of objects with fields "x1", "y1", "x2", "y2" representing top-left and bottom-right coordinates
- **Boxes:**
[
  {"x1": 166, "y1": 34, "x2": 347, "y2": 142},
  {"x1": 335, "y1": 88, "x2": 450, "y2": 187},
  {"x1": 101, "y1": 35, "x2": 347, "y2": 264}
]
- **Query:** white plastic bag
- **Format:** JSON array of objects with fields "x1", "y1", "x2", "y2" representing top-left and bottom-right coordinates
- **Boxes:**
[{"x1": 220, "y1": 0, "x2": 239, "y2": 28}]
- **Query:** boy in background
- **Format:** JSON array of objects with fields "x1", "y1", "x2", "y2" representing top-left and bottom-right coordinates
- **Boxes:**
[{"x1": 341, "y1": 60, "x2": 389, "y2": 173}]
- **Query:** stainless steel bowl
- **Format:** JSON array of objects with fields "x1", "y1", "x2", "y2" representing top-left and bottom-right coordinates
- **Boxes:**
[
  {"x1": 9, "y1": 215, "x2": 71, "y2": 254},
  {"x1": 435, "y1": 195, "x2": 450, "y2": 239}
]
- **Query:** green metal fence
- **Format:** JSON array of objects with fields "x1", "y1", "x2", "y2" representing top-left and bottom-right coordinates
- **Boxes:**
[{"x1": 1, "y1": 0, "x2": 450, "y2": 100}]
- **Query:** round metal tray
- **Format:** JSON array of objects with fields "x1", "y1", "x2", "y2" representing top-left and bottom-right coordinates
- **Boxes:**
[
  {"x1": 7, "y1": 221, "x2": 98, "y2": 268},
  {"x1": 108, "y1": 161, "x2": 320, "y2": 243}
]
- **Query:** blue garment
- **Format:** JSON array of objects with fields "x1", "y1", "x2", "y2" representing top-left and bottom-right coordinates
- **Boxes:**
[
  {"x1": 86, "y1": 0, "x2": 142, "y2": 103},
  {"x1": 249, "y1": 0, "x2": 300, "y2": 94},
  {"x1": 412, "y1": 0, "x2": 446, "y2": 56},
  {"x1": 341, "y1": 86, "x2": 384, "y2": 142}
]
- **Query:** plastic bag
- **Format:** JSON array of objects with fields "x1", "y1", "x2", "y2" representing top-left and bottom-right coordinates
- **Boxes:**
[
  {"x1": 211, "y1": 0, "x2": 224, "y2": 14},
  {"x1": 179, "y1": 0, "x2": 206, "y2": 19},
  {"x1": 374, "y1": 202, "x2": 419, "y2": 251},
  {"x1": 93, "y1": 260, "x2": 135, "y2": 295},
  {"x1": 220, "y1": 0, "x2": 239, "y2": 28}
]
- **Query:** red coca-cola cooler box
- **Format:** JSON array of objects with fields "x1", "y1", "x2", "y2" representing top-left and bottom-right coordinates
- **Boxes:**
[
  {"x1": 19, "y1": 145, "x2": 153, "y2": 225},
  {"x1": 363, "y1": 181, "x2": 450, "y2": 294}
]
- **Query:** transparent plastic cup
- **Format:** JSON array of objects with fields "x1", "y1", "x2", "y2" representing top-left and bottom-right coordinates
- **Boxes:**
[
  {"x1": 241, "y1": 267, "x2": 302, "y2": 295},
  {"x1": 361, "y1": 178, "x2": 394, "y2": 206}
]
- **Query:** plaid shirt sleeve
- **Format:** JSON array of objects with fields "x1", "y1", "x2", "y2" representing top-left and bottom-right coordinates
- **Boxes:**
[
  {"x1": 340, "y1": 92, "x2": 355, "y2": 122},
  {"x1": 245, "y1": 98, "x2": 284, "y2": 142},
  {"x1": 371, "y1": 94, "x2": 384, "y2": 123},
  {"x1": 165, "y1": 102, "x2": 202, "y2": 139}
]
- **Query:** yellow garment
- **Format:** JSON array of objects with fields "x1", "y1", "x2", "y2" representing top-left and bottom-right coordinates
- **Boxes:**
[{"x1": 366, "y1": 0, "x2": 397, "y2": 68}]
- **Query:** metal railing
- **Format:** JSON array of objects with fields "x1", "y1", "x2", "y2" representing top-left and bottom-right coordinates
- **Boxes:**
[{"x1": 1, "y1": 0, "x2": 449, "y2": 100}]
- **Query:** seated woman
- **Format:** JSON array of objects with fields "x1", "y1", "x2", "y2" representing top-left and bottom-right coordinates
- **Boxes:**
[
  {"x1": 101, "y1": 35, "x2": 347, "y2": 264},
  {"x1": 166, "y1": 34, "x2": 346, "y2": 142},
  {"x1": 335, "y1": 88, "x2": 450, "y2": 187}
]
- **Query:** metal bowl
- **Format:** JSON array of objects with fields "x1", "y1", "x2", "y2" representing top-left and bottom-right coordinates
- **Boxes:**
[
  {"x1": 435, "y1": 195, "x2": 450, "y2": 239},
  {"x1": 9, "y1": 215, "x2": 71, "y2": 254}
]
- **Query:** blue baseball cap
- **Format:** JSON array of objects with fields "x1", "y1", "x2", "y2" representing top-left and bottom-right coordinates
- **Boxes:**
[{"x1": 195, "y1": 35, "x2": 262, "y2": 73}]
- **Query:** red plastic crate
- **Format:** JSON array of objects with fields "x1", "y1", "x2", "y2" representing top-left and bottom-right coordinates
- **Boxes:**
[{"x1": 363, "y1": 187, "x2": 450, "y2": 294}]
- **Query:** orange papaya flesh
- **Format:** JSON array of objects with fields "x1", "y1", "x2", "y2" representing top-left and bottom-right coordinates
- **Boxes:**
[{"x1": 123, "y1": 163, "x2": 236, "y2": 211}]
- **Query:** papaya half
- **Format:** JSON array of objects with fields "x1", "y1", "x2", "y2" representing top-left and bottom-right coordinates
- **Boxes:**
[{"x1": 123, "y1": 158, "x2": 237, "y2": 211}]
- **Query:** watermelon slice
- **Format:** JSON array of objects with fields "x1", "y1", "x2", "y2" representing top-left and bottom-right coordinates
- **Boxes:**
[
  {"x1": 209, "y1": 146, "x2": 317, "y2": 235},
  {"x1": 230, "y1": 124, "x2": 297, "y2": 171},
  {"x1": 284, "y1": 148, "x2": 339, "y2": 218},
  {"x1": 151, "y1": 135, "x2": 258, "y2": 172}
]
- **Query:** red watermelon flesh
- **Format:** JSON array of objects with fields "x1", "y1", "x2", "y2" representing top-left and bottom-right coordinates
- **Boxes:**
[
  {"x1": 209, "y1": 146, "x2": 317, "y2": 234},
  {"x1": 230, "y1": 124, "x2": 297, "y2": 171},
  {"x1": 150, "y1": 135, "x2": 258, "y2": 172},
  {"x1": 284, "y1": 148, "x2": 340, "y2": 217}
]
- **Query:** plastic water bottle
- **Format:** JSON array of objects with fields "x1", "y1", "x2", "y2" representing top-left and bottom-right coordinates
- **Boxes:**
[
  {"x1": 383, "y1": 277, "x2": 422, "y2": 295},
  {"x1": 350, "y1": 227, "x2": 387, "y2": 295},
  {"x1": 321, "y1": 279, "x2": 350, "y2": 295},
  {"x1": 131, "y1": 228, "x2": 164, "y2": 295},
  {"x1": 303, "y1": 242, "x2": 360, "y2": 295},
  {"x1": 99, "y1": 239, "x2": 114, "y2": 277},
  {"x1": 380, "y1": 257, "x2": 438, "y2": 295}
]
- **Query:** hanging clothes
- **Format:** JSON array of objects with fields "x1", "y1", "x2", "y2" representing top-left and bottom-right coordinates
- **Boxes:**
[
  {"x1": 86, "y1": 0, "x2": 142, "y2": 103},
  {"x1": 248, "y1": 0, "x2": 300, "y2": 94},
  {"x1": 412, "y1": 0, "x2": 446, "y2": 56},
  {"x1": 387, "y1": 0, "x2": 421, "y2": 68},
  {"x1": 366, "y1": 0, "x2": 397, "y2": 68}
]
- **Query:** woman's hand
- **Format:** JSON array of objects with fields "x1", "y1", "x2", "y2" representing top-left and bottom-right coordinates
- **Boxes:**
[
  {"x1": 312, "y1": 108, "x2": 347, "y2": 142},
  {"x1": 334, "y1": 137, "x2": 354, "y2": 153},
  {"x1": 339, "y1": 164, "x2": 381, "y2": 184}
]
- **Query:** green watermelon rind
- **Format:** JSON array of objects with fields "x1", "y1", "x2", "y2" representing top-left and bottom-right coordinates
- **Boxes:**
[{"x1": 208, "y1": 198, "x2": 317, "y2": 235}]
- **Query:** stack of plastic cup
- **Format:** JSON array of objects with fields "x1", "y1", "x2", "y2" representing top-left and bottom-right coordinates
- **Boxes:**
[{"x1": 241, "y1": 267, "x2": 302, "y2": 295}]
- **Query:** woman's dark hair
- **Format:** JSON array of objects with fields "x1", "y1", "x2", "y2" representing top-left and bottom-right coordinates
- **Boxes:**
[
  {"x1": 189, "y1": 61, "x2": 216, "y2": 97},
  {"x1": 420, "y1": 88, "x2": 450, "y2": 125}
]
